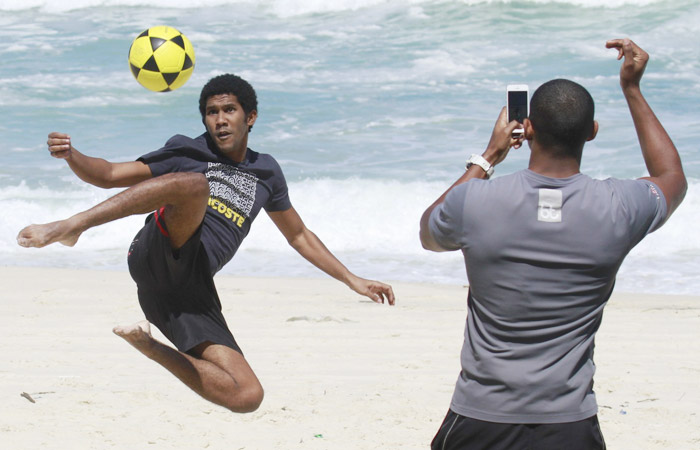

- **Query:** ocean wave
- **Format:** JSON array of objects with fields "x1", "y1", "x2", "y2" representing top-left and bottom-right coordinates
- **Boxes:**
[
  {"x1": 2, "y1": 177, "x2": 699, "y2": 294},
  {"x1": 0, "y1": 0, "x2": 671, "y2": 14},
  {"x1": 1, "y1": 0, "x2": 697, "y2": 295}
]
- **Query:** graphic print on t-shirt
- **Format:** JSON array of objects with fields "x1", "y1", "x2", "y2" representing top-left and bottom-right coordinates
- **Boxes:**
[
  {"x1": 538, "y1": 188, "x2": 563, "y2": 223},
  {"x1": 205, "y1": 162, "x2": 258, "y2": 228}
]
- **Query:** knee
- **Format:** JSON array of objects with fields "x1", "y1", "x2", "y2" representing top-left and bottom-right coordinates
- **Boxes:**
[
  {"x1": 163, "y1": 172, "x2": 208, "y2": 197},
  {"x1": 181, "y1": 173, "x2": 209, "y2": 199},
  {"x1": 228, "y1": 384, "x2": 264, "y2": 414}
]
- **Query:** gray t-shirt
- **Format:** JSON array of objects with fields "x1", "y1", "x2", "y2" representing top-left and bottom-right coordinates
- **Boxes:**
[{"x1": 429, "y1": 169, "x2": 666, "y2": 423}]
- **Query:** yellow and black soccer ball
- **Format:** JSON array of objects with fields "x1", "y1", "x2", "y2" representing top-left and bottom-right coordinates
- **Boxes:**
[{"x1": 128, "y1": 26, "x2": 195, "y2": 92}]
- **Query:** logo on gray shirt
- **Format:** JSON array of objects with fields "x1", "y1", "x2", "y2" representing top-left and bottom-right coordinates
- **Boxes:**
[{"x1": 538, "y1": 189, "x2": 563, "y2": 222}]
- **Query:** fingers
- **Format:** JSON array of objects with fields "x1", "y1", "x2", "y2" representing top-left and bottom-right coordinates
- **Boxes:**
[
  {"x1": 500, "y1": 105, "x2": 526, "y2": 135},
  {"x1": 47, "y1": 132, "x2": 72, "y2": 158},
  {"x1": 505, "y1": 118, "x2": 521, "y2": 134},
  {"x1": 381, "y1": 284, "x2": 396, "y2": 306},
  {"x1": 620, "y1": 38, "x2": 639, "y2": 61},
  {"x1": 607, "y1": 38, "x2": 648, "y2": 88},
  {"x1": 606, "y1": 38, "x2": 648, "y2": 63},
  {"x1": 363, "y1": 281, "x2": 395, "y2": 306},
  {"x1": 605, "y1": 38, "x2": 625, "y2": 59},
  {"x1": 496, "y1": 106, "x2": 509, "y2": 124}
]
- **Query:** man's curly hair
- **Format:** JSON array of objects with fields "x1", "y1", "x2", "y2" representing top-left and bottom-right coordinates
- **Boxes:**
[{"x1": 199, "y1": 74, "x2": 258, "y2": 131}]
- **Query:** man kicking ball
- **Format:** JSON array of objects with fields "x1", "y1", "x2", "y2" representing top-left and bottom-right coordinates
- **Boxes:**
[{"x1": 17, "y1": 74, "x2": 394, "y2": 413}]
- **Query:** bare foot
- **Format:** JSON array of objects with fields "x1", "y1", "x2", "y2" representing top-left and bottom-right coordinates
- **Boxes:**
[
  {"x1": 113, "y1": 320, "x2": 156, "y2": 355},
  {"x1": 17, "y1": 219, "x2": 81, "y2": 248}
]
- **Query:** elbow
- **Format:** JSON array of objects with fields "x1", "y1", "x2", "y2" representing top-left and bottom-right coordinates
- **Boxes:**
[
  {"x1": 421, "y1": 242, "x2": 438, "y2": 252},
  {"x1": 658, "y1": 170, "x2": 688, "y2": 218},
  {"x1": 419, "y1": 228, "x2": 446, "y2": 253},
  {"x1": 82, "y1": 166, "x2": 120, "y2": 189},
  {"x1": 287, "y1": 236, "x2": 301, "y2": 251},
  {"x1": 285, "y1": 229, "x2": 308, "y2": 252},
  {"x1": 93, "y1": 179, "x2": 117, "y2": 189},
  {"x1": 419, "y1": 226, "x2": 433, "y2": 251},
  {"x1": 79, "y1": 175, "x2": 115, "y2": 189},
  {"x1": 670, "y1": 169, "x2": 688, "y2": 202},
  {"x1": 680, "y1": 174, "x2": 688, "y2": 198},
  {"x1": 419, "y1": 235, "x2": 433, "y2": 251},
  {"x1": 422, "y1": 241, "x2": 448, "y2": 253},
  {"x1": 673, "y1": 173, "x2": 689, "y2": 211}
]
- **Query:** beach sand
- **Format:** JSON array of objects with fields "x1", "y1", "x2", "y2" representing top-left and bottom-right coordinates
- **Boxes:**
[{"x1": 1, "y1": 266, "x2": 698, "y2": 449}]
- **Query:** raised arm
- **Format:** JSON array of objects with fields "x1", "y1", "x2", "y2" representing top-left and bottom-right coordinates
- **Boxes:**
[
  {"x1": 48, "y1": 132, "x2": 152, "y2": 188},
  {"x1": 605, "y1": 38, "x2": 687, "y2": 217},
  {"x1": 419, "y1": 108, "x2": 522, "y2": 251},
  {"x1": 267, "y1": 206, "x2": 395, "y2": 305}
]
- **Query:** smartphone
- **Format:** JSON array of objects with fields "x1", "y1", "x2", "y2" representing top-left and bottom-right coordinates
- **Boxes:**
[{"x1": 507, "y1": 84, "x2": 528, "y2": 137}]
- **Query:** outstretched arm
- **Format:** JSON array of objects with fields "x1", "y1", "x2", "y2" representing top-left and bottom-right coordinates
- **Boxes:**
[
  {"x1": 268, "y1": 207, "x2": 395, "y2": 305},
  {"x1": 48, "y1": 132, "x2": 152, "y2": 188},
  {"x1": 419, "y1": 108, "x2": 522, "y2": 252},
  {"x1": 606, "y1": 38, "x2": 687, "y2": 217}
]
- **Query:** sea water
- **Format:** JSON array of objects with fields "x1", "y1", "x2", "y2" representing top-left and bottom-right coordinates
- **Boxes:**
[{"x1": 1, "y1": 0, "x2": 698, "y2": 295}]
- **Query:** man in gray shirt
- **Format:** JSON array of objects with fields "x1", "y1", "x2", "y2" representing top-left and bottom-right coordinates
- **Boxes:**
[{"x1": 420, "y1": 39, "x2": 686, "y2": 449}]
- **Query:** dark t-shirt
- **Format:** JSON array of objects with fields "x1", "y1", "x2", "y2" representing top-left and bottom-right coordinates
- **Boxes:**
[{"x1": 138, "y1": 133, "x2": 292, "y2": 275}]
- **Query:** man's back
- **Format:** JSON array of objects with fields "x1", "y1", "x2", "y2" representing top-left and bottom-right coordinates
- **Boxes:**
[
  {"x1": 429, "y1": 169, "x2": 667, "y2": 423},
  {"x1": 422, "y1": 38, "x2": 686, "y2": 450}
]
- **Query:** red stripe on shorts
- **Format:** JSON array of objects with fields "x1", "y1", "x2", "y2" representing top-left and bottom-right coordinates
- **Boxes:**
[{"x1": 154, "y1": 206, "x2": 170, "y2": 238}]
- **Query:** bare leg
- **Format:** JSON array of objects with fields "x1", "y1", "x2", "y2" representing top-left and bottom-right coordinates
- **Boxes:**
[
  {"x1": 17, "y1": 172, "x2": 209, "y2": 250},
  {"x1": 113, "y1": 321, "x2": 264, "y2": 413},
  {"x1": 20, "y1": 172, "x2": 264, "y2": 410}
]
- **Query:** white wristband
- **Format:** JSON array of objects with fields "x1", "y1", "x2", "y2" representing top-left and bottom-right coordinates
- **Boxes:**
[{"x1": 465, "y1": 154, "x2": 494, "y2": 178}]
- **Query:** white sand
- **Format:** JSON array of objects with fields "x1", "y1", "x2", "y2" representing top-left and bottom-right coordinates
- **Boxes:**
[{"x1": 1, "y1": 266, "x2": 699, "y2": 449}]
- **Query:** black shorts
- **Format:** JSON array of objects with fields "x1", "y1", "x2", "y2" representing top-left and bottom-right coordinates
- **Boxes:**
[
  {"x1": 431, "y1": 409, "x2": 606, "y2": 450},
  {"x1": 127, "y1": 208, "x2": 241, "y2": 355}
]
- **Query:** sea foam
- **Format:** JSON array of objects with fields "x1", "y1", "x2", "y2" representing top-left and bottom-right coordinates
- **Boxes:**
[
  {"x1": 0, "y1": 0, "x2": 671, "y2": 14},
  {"x1": 1, "y1": 0, "x2": 698, "y2": 294},
  {"x1": 3, "y1": 177, "x2": 699, "y2": 293}
]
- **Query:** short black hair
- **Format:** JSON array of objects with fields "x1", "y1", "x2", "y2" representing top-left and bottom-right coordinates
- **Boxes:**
[
  {"x1": 529, "y1": 79, "x2": 595, "y2": 159},
  {"x1": 199, "y1": 73, "x2": 258, "y2": 119}
]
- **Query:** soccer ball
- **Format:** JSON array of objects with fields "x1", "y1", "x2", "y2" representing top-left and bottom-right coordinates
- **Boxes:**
[{"x1": 128, "y1": 26, "x2": 195, "y2": 92}]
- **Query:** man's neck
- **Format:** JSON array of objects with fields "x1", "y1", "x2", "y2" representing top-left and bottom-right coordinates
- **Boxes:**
[
  {"x1": 528, "y1": 154, "x2": 581, "y2": 178},
  {"x1": 222, "y1": 147, "x2": 247, "y2": 163}
]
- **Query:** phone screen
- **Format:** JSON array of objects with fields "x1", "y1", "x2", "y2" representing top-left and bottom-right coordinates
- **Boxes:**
[{"x1": 508, "y1": 90, "x2": 528, "y2": 124}]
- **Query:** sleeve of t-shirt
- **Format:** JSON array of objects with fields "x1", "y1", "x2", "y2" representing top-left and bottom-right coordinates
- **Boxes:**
[
  {"x1": 428, "y1": 183, "x2": 468, "y2": 251},
  {"x1": 264, "y1": 156, "x2": 293, "y2": 212},
  {"x1": 613, "y1": 178, "x2": 668, "y2": 248},
  {"x1": 137, "y1": 134, "x2": 202, "y2": 177}
]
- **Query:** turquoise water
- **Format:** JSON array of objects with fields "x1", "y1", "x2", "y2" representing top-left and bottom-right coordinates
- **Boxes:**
[{"x1": 1, "y1": 0, "x2": 698, "y2": 294}]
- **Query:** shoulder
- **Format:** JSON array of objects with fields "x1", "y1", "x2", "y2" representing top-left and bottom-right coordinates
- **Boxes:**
[
  {"x1": 596, "y1": 177, "x2": 664, "y2": 204},
  {"x1": 459, "y1": 170, "x2": 526, "y2": 196},
  {"x1": 603, "y1": 176, "x2": 661, "y2": 191},
  {"x1": 439, "y1": 172, "x2": 525, "y2": 206},
  {"x1": 161, "y1": 133, "x2": 212, "y2": 152},
  {"x1": 248, "y1": 149, "x2": 279, "y2": 164},
  {"x1": 245, "y1": 149, "x2": 285, "y2": 173},
  {"x1": 139, "y1": 133, "x2": 205, "y2": 156},
  {"x1": 595, "y1": 177, "x2": 668, "y2": 228},
  {"x1": 163, "y1": 133, "x2": 197, "y2": 146},
  {"x1": 490, "y1": 170, "x2": 527, "y2": 185},
  {"x1": 138, "y1": 134, "x2": 216, "y2": 173}
]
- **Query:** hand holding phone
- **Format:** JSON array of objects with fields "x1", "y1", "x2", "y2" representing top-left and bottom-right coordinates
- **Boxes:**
[{"x1": 507, "y1": 84, "x2": 528, "y2": 137}]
